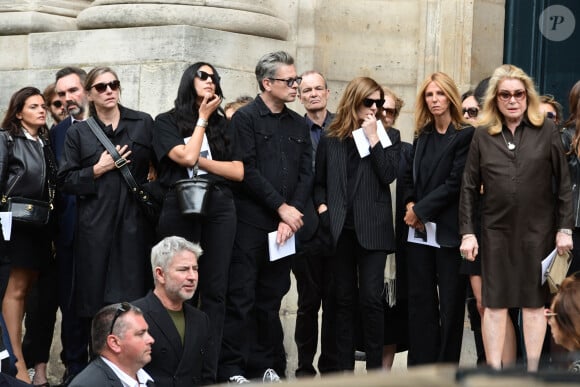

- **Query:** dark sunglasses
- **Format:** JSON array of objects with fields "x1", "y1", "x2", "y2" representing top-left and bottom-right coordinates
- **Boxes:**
[
  {"x1": 268, "y1": 77, "x2": 302, "y2": 87},
  {"x1": 91, "y1": 80, "x2": 121, "y2": 94},
  {"x1": 109, "y1": 302, "x2": 131, "y2": 335},
  {"x1": 196, "y1": 70, "x2": 220, "y2": 83},
  {"x1": 497, "y1": 90, "x2": 526, "y2": 102},
  {"x1": 362, "y1": 98, "x2": 385, "y2": 108},
  {"x1": 462, "y1": 107, "x2": 479, "y2": 118},
  {"x1": 52, "y1": 100, "x2": 63, "y2": 108},
  {"x1": 383, "y1": 108, "x2": 396, "y2": 117},
  {"x1": 546, "y1": 111, "x2": 557, "y2": 120}
]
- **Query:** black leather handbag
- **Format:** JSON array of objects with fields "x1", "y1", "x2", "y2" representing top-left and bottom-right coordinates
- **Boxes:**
[
  {"x1": 1, "y1": 196, "x2": 51, "y2": 225},
  {"x1": 174, "y1": 164, "x2": 212, "y2": 216}
]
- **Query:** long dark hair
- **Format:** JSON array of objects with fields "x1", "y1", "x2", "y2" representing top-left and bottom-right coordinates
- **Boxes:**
[
  {"x1": 1, "y1": 87, "x2": 49, "y2": 138},
  {"x1": 173, "y1": 62, "x2": 229, "y2": 157}
]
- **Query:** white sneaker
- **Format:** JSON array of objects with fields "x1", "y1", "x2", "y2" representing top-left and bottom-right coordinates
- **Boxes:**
[
  {"x1": 262, "y1": 368, "x2": 281, "y2": 383},
  {"x1": 229, "y1": 375, "x2": 250, "y2": 384}
]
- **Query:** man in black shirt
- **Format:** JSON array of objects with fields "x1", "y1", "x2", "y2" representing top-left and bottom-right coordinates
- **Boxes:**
[{"x1": 218, "y1": 51, "x2": 313, "y2": 384}]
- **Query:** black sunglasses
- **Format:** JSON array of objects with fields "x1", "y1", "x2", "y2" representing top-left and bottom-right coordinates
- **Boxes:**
[
  {"x1": 52, "y1": 100, "x2": 63, "y2": 108},
  {"x1": 462, "y1": 107, "x2": 479, "y2": 118},
  {"x1": 546, "y1": 111, "x2": 557, "y2": 120},
  {"x1": 268, "y1": 77, "x2": 302, "y2": 87},
  {"x1": 362, "y1": 98, "x2": 385, "y2": 108},
  {"x1": 196, "y1": 70, "x2": 220, "y2": 83},
  {"x1": 383, "y1": 108, "x2": 396, "y2": 117},
  {"x1": 91, "y1": 80, "x2": 121, "y2": 94},
  {"x1": 109, "y1": 302, "x2": 131, "y2": 335}
]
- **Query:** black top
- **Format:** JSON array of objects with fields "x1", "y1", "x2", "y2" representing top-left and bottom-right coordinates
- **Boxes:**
[
  {"x1": 153, "y1": 111, "x2": 240, "y2": 188},
  {"x1": 232, "y1": 95, "x2": 313, "y2": 230}
]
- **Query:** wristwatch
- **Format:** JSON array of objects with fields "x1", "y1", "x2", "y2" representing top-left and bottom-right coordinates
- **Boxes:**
[{"x1": 558, "y1": 228, "x2": 573, "y2": 235}]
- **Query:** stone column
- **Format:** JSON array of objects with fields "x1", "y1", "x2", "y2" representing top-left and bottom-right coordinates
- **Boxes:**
[
  {"x1": 0, "y1": 0, "x2": 91, "y2": 34},
  {"x1": 77, "y1": 0, "x2": 290, "y2": 40}
]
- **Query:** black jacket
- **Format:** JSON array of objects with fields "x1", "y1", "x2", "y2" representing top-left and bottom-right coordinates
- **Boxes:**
[
  {"x1": 133, "y1": 291, "x2": 213, "y2": 387},
  {"x1": 561, "y1": 127, "x2": 580, "y2": 227},
  {"x1": 0, "y1": 129, "x2": 54, "y2": 200}
]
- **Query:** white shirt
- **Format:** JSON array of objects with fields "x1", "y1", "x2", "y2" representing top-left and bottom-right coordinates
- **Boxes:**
[{"x1": 101, "y1": 356, "x2": 154, "y2": 387}]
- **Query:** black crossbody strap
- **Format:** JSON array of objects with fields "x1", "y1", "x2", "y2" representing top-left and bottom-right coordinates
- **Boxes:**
[{"x1": 85, "y1": 116, "x2": 140, "y2": 192}]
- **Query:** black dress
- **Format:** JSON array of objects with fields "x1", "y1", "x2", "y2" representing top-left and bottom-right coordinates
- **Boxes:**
[{"x1": 58, "y1": 106, "x2": 156, "y2": 318}]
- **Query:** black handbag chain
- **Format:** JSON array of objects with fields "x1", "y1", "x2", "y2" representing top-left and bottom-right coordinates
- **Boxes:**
[{"x1": 85, "y1": 117, "x2": 150, "y2": 201}]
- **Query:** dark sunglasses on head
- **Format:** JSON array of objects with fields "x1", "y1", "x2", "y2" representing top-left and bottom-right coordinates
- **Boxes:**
[
  {"x1": 546, "y1": 111, "x2": 557, "y2": 120},
  {"x1": 383, "y1": 108, "x2": 396, "y2": 117},
  {"x1": 462, "y1": 107, "x2": 479, "y2": 118},
  {"x1": 362, "y1": 98, "x2": 385, "y2": 108},
  {"x1": 497, "y1": 90, "x2": 526, "y2": 102},
  {"x1": 52, "y1": 100, "x2": 63, "y2": 108},
  {"x1": 109, "y1": 301, "x2": 131, "y2": 335},
  {"x1": 268, "y1": 77, "x2": 302, "y2": 87},
  {"x1": 91, "y1": 80, "x2": 121, "y2": 94},
  {"x1": 196, "y1": 70, "x2": 220, "y2": 83}
]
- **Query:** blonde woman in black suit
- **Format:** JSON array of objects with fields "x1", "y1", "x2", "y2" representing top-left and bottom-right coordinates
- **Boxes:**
[
  {"x1": 313, "y1": 77, "x2": 400, "y2": 371},
  {"x1": 403, "y1": 72, "x2": 474, "y2": 366}
]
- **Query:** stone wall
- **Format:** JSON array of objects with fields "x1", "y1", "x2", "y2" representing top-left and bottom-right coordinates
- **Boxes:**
[{"x1": 0, "y1": 0, "x2": 505, "y2": 141}]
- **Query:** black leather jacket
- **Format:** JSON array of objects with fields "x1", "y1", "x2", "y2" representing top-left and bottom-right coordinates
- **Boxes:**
[
  {"x1": 0, "y1": 129, "x2": 51, "y2": 200},
  {"x1": 561, "y1": 127, "x2": 580, "y2": 227}
]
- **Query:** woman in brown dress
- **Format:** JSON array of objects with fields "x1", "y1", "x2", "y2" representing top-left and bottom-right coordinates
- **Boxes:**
[{"x1": 459, "y1": 64, "x2": 573, "y2": 371}]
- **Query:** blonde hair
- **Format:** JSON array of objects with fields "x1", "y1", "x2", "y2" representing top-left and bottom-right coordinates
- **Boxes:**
[
  {"x1": 414, "y1": 72, "x2": 466, "y2": 137},
  {"x1": 326, "y1": 77, "x2": 383, "y2": 140},
  {"x1": 382, "y1": 86, "x2": 405, "y2": 123},
  {"x1": 478, "y1": 64, "x2": 543, "y2": 135}
]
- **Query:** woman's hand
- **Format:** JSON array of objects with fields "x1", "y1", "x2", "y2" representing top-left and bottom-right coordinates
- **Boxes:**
[
  {"x1": 198, "y1": 93, "x2": 222, "y2": 120},
  {"x1": 93, "y1": 144, "x2": 131, "y2": 179},
  {"x1": 460, "y1": 234, "x2": 479, "y2": 261},
  {"x1": 361, "y1": 113, "x2": 380, "y2": 147},
  {"x1": 556, "y1": 231, "x2": 573, "y2": 256}
]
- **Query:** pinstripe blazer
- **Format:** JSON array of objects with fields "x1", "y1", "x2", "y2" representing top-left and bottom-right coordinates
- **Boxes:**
[{"x1": 313, "y1": 129, "x2": 400, "y2": 251}]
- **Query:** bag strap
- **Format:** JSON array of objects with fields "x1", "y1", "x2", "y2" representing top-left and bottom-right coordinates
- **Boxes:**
[{"x1": 85, "y1": 117, "x2": 141, "y2": 194}]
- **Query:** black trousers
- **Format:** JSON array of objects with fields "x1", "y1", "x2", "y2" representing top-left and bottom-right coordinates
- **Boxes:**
[
  {"x1": 334, "y1": 229, "x2": 386, "y2": 370},
  {"x1": 56, "y1": 234, "x2": 90, "y2": 377},
  {"x1": 218, "y1": 222, "x2": 291, "y2": 381},
  {"x1": 406, "y1": 243, "x2": 466, "y2": 365},
  {"x1": 157, "y1": 187, "x2": 236, "y2": 381},
  {"x1": 22, "y1": 257, "x2": 58, "y2": 366},
  {"x1": 292, "y1": 251, "x2": 337, "y2": 376}
]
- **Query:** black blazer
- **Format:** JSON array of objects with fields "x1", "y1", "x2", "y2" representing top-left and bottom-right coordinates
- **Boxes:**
[
  {"x1": 403, "y1": 123, "x2": 474, "y2": 247},
  {"x1": 68, "y1": 357, "x2": 123, "y2": 387},
  {"x1": 132, "y1": 291, "x2": 213, "y2": 387},
  {"x1": 314, "y1": 129, "x2": 400, "y2": 251}
]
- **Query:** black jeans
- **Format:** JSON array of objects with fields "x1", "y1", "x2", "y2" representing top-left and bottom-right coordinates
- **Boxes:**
[
  {"x1": 334, "y1": 229, "x2": 386, "y2": 370},
  {"x1": 292, "y1": 251, "x2": 337, "y2": 376},
  {"x1": 218, "y1": 222, "x2": 291, "y2": 381},
  {"x1": 406, "y1": 243, "x2": 466, "y2": 365},
  {"x1": 158, "y1": 186, "x2": 236, "y2": 381}
]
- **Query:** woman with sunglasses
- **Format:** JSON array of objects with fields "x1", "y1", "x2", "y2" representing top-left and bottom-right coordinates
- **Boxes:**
[
  {"x1": 560, "y1": 82, "x2": 580, "y2": 277},
  {"x1": 379, "y1": 87, "x2": 411, "y2": 369},
  {"x1": 152, "y1": 62, "x2": 242, "y2": 381},
  {"x1": 460, "y1": 64, "x2": 573, "y2": 371},
  {"x1": 403, "y1": 72, "x2": 474, "y2": 366},
  {"x1": 546, "y1": 272, "x2": 580, "y2": 372},
  {"x1": 314, "y1": 77, "x2": 400, "y2": 371},
  {"x1": 58, "y1": 67, "x2": 156, "y2": 320},
  {"x1": 461, "y1": 90, "x2": 480, "y2": 123}
]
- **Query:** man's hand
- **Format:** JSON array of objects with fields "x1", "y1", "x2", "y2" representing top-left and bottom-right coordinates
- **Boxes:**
[
  {"x1": 556, "y1": 231, "x2": 573, "y2": 256},
  {"x1": 276, "y1": 222, "x2": 294, "y2": 245},
  {"x1": 404, "y1": 202, "x2": 424, "y2": 231},
  {"x1": 277, "y1": 203, "x2": 303, "y2": 232}
]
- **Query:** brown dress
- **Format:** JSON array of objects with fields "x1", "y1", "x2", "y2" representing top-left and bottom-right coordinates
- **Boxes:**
[{"x1": 459, "y1": 118, "x2": 572, "y2": 308}]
